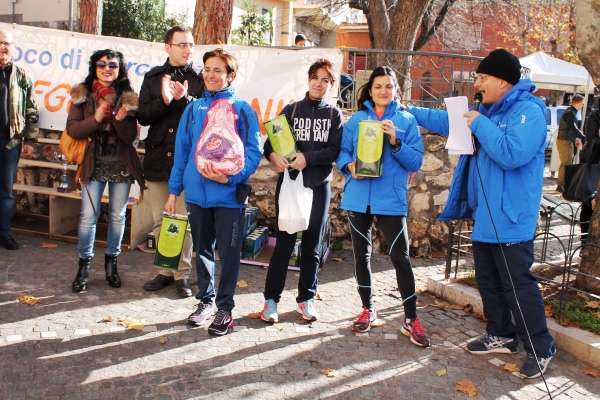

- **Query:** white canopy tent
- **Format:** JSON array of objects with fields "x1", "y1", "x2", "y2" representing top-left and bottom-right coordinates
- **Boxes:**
[{"x1": 520, "y1": 51, "x2": 595, "y2": 92}]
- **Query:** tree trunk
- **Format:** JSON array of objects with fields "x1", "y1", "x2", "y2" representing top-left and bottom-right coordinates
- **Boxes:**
[
  {"x1": 193, "y1": 0, "x2": 233, "y2": 45},
  {"x1": 79, "y1": 0, "x2": 103, "y2": 35},
  {"x1": 575, "y1": 0, "x2": 600, "y2": 295}
]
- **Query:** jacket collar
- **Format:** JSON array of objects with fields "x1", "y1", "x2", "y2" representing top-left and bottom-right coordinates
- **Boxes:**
[
  {"x1": 364, "y1": 99, "x2": 400, "y2": 119},
  {"x1": 203, "y1": 85, "x2": 236, "y2": 101}
]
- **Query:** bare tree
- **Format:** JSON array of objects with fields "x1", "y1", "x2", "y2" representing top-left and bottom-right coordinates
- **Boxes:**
[
  {"x1": 575, "y1": 0, "x2": 600, "y2": 295},
  {"x1": 80, "y1": 0, "x2": 103, "y2": 35},
  {"x1": 193, "y1": 0, "x2": 234, "y2": 45}
]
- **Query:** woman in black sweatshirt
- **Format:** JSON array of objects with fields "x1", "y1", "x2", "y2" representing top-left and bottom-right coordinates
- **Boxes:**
[{"x1": 261, "y1": 59, "x2": 343, "y2": 322}]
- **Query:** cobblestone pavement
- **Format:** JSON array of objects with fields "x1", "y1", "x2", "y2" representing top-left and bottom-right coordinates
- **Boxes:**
[{"x1": 1, "y1": 230, "x2": 599, "y2": 400}]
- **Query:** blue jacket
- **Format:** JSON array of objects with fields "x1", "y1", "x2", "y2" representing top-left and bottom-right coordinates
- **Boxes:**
[
  {"x1": 337, "y1": 99, "x2": 424, "y2": 215},
  {"x1": 168, "y1": 86, "x2": 262, "y2": 208},
  {"x1": 407, "y1": 79, "x2": 547, "y2": 243}
]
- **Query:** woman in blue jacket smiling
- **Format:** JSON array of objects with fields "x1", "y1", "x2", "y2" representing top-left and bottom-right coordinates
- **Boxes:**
[
  {"x1": 336, "y1": 66, "x2": 429, "y2": 346},
  {"x1": 166, "y1": 49, "x2": 262, "y2": 336}
]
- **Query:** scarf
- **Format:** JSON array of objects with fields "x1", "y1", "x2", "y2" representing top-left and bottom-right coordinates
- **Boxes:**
[{"x1": 92, "y1": 81, "x2": 118, "y2": 155}]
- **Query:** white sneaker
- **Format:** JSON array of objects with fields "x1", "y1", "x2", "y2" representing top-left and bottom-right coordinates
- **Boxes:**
[{"x1": 297, "y1": 298, "x2": 318, "y2": 321}]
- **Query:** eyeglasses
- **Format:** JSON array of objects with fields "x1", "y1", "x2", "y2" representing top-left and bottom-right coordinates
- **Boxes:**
[
  {"x1": 96, "y1": 61, "x2": 119, "y2": 70},
  {"x1": 169, "y1": 42, "x2": 195, "y2": 49},
  {"x1": 0, "y1": 41, "x2": 13, "y2": 48}
]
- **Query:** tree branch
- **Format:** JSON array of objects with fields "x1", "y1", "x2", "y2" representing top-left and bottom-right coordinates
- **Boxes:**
[{"x1": 414, "y1": 0, "x2": 456, "y2": 51}]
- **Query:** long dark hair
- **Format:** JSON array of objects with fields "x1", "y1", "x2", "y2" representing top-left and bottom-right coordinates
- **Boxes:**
[
  {"x1": 82, "y1": 49, "x2": 134, "y2": 96},
  {"x1": 356, "y1": 66, "x2": 399, "y2": 110}
]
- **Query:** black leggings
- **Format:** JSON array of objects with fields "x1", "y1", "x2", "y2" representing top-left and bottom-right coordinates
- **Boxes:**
[{"x1": 348, "y1": 209, "x2": 417, "y2": 319}]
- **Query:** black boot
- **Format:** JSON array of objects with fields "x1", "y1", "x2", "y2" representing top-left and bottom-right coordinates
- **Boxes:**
[
  {"x1": 72, "y1": 257, "x2": 92, "y2": 293},
  {"x1": 104, "y1": 254, "x2": 121, "y2": 288}
]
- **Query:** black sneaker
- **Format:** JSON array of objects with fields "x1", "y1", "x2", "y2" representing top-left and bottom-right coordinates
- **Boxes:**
[
  {"x1": 208, "y1": 310, "x2": 233, "y2": 336},
  {"x1": 0, "y1": 235, "x2": 19, "y2": 250},
  {"x1": 467, "y1": 333, "x2": 518, "y2": 354},
  {"x1": 520, "y1": 352, "x2": 554, "y2": 379}
]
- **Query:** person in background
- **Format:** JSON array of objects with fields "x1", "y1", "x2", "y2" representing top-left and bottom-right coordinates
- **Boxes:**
[
  {"x1": 69, "y1": 49, "x2": 146, "y2": 293},
  {"x1": 0, "y1": 29, "x2": 39, "y2": 251},
  {"x1": 556, "y1": 94, "x2": 585, "y2": 193},
  {"x1": 575, "y1": 137, "x2": 600, "y2": 245},
  {"x1": 406, "y1": 49, "x2": 555, "y2": 378},
  {"x1": 336, "y1": 66, "x2": 430, "y2": 347},
  {"x1": 294, "y1": 34, "x2": 307, "y2": 47},
  {"x1": 166, "y1": 48, "x2": 261, "y2": 336},
  {"x1": 584, "y1": 106, "x2": 600, "y2": 144},
  {"x1": 260, "y1": 59, "x2": 343, "y2": 323},
  {"x1": 138, "y1": 26, "x2": 204, "y2": 298}
]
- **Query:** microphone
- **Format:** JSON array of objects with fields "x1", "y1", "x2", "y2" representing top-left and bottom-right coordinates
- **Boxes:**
[{"x1": 473, "y1": 92, "x2": 482, "y2": 112}]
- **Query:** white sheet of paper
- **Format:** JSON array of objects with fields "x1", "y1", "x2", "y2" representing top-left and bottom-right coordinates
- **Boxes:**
[{"x1": 444, "y1": 96, "x2": 474, "y2": 155}]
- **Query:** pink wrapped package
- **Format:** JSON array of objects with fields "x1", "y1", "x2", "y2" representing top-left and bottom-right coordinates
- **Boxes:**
[{"x1": 195, "y1": 99, "x2": 245, "y2": 176}]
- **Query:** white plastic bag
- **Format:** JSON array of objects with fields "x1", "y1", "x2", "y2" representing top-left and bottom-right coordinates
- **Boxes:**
[{"x1": 278, "y1": 169, "x2": 313, "y2": 234}]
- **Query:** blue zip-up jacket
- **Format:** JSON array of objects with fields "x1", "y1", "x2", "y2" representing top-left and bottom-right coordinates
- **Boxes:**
[
  {"x1": 407, "y1": 78, "x2": 547, "y2": 243},
  {"x1": 337, "y1": 99, "x2": 423, "y2": 215},
  {"x1": 168, "y1": 86, "x2": 262, "y2": 208}
]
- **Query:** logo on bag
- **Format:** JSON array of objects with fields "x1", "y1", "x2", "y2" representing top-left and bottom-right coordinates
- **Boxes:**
[
  {"x1": 166, "y1": 223, "x2": 180, "y2": 236},
  {"x1": 207, "y1": 137, "x2": 222, "y2": 151}
]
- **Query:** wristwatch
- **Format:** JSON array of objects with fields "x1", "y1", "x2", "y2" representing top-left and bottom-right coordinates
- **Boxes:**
[{"x1": 391, "y1": 139, "x2": 402, "y2": 150}]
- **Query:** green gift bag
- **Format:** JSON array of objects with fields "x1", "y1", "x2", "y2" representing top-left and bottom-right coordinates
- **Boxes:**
[
  {"x1": 356, "y1": 120, "x2": 384, "y2": 177},
  {"x1": 153, "y1": 213, "x2": 189, "y2": 271},
  {"x1": 264, "y1": 114, "x2": 298, "y2": 161}
]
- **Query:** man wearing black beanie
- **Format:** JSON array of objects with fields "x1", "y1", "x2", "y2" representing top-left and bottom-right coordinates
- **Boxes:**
[{"x1": 406, "y1": 48, "x2": 555, "y2": 379}]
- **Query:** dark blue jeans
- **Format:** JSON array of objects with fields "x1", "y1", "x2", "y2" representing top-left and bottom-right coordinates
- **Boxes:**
[
  {"x1": 0, "y1": 141, "x2": 21, "y2": 236},
  {"x1": 186, "y1": 203, "x2": 244, "y2": 312},
  {"x1": 472, "y1": 240, "x2": 555, "y2": 357},
  {"x1": 264, "y1": 181, "x2": 330, "y2": 303}
]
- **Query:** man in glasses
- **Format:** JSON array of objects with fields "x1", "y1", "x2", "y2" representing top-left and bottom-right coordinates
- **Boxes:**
[
  {"x1": 0, "y1": 29, "x2": 39, "y2": 251},
  {"x1": 138, "y1": 26, "x2": 204, "y2": 297},
  {"x1": 405, "y1": 49, "x2": 555, "y2": 379}
]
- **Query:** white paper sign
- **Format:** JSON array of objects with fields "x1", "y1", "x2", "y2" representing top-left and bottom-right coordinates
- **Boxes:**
[{"x1": 444, "y1": 96, "x2": 474, "y2": 155}]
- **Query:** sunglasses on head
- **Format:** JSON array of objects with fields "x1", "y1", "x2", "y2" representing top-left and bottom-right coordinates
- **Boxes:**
[{"x1": 96, "y1": 61, "x2": 119, "y2": 70}]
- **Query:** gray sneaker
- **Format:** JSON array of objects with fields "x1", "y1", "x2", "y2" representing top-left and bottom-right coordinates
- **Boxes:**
[
  {"x1": 297, "y1": 298, "x2": 318, "y2": 321},
  {"x1": 520, "y1": 352, "x2": 554, "y2": 379},
  {"x1": 467, "y1": 333, "x2": 518, "y2": 354},
  {"x1": 186, "y1": 303, "x2": 214, "y2": 326}
]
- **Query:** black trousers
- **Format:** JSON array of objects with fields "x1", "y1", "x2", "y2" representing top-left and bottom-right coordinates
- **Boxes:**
[
  {"x1": 264, "y1": 179, "x2": 330, "y2": 303},
  {"x1": 348, "y1": 209, "x2": 417, "y2": 319}
]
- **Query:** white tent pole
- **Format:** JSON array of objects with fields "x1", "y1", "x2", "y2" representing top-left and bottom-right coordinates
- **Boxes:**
[{"x1": 582, "y1": 74, "x2": 592, "y2": 133}]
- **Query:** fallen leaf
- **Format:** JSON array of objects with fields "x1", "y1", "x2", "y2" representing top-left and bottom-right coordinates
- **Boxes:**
[
  {"x1": 272, "y1": 323, "x2": 285, "y2": 331},
  {"x1": 436, "y1": 368, "x2": 447, "y2": 376},
  {"x1": 159, "y1": 337, "x2": 166, "y2": 345},
  {"x1": 315, "y1": 293, "x2": 325, "y2": 301},
  {"x1": 577, "y1": 292, "x2": 589, "y2": 299},
  {"x1": 237, "y1": 280, "x2": 248, "y2": 288},
  {"x1": 319, "y1": 368, "x2": 338, "y2": 378},
  {"x1": 416, "y1": 300, "x2": 423, "y2": 307},
  {"x1": 463, "y1": 305, "x2": 473, "y2": 313},
  {"x1": 561, "y1": 318, "x2": 581, "y2": 329},
  {"x1": 248, "y1": 312, "x2": 262, "y2": 319},
  {"x1": 544, "y1": 305, "x2": 554, "y2": 318},
  {"x1": 434, "y1": 300, "x2": 463, "y2": 310},
  {"x1": 331, "y1": 257, "x2": 344, "y2": 262},
  {"x1": 473, "y1": 313, "x2": 488, "y2": 322},
  {"x1": 16, "y1": 294, "x2": 34, "y2": 302},
  {"x1": 504, "y1": 363, "x2": 520, "y2": 373},
  {"x1": 41, "y1": 242, "x2": 58, "y2": 248},
  {"x1": 23, "y1": 298, "x2": 42, "y2": 306},
  {"x1": 416, "y1": 287, "x2": 425, "y2": 293},
  {"x1": 118, "y1": 317, "x2": 145, "y2": 330},
  {"x1": 586, "y1": 301, "x2": 600, "y2": 309},
  {"x1": 582, "y1": 368, "x2": 600, "y2": 377},
  {"x1": 100, "y1": 316, "x2": 114, "y2": 323},
  {"x1": 595, "y1": 312, "x2": 600, "y2": 320},
  {"x1": 454, "y1": 380, "x2": 478, "y2": 396}
]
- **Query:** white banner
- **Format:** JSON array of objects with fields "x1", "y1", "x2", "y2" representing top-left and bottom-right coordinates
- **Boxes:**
[{"x1": 2, "y1": 22, "x2": 343, "y2": 135}]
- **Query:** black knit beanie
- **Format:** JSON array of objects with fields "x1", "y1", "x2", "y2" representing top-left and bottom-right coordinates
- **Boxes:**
[{"x1": 476, "y1": 49, "x2": 521, "y2": 85}]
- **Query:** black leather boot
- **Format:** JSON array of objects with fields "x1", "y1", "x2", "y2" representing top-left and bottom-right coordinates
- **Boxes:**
[
  {"x1": 104, "y1": 254, "x2": 122, "y2": 288},
  {"x1": 72, "y1": 257, "x2": 92, "y2": 293}
]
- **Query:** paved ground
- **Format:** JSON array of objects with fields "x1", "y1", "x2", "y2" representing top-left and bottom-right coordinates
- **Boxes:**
[{"x1": 1, "y1": 226, "x2": 599, "y2": 399}]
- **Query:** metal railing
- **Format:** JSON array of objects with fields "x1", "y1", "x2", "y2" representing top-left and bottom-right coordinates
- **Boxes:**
[
  {"x1": 336, "y1": 49, "x2": 483, "y2": 111},
  {"x1": 444, "y1": 198, "x2": 600, "y2": 323}
]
